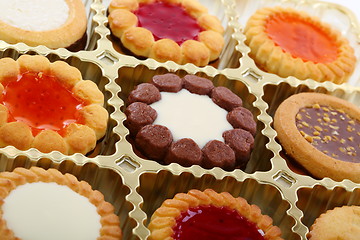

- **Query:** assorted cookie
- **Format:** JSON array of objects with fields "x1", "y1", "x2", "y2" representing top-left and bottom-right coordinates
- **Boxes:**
[
  {"x1": 125, "y1": 73, "x2": 256, "y2": 170},
  {"x1": 108, "y1": 0, "x2": 224, "y2": 66},
  {"x1": 308, "y1": 205, "x2": 360, "y2": 240},
  {"x1": 0, "y1": 167, "x2": 122, "y2": 239},
  {"x1": 0, "y1": 55, "x2": 108, "y2": 155},
  {"x1": 244, "y1": 7, "x2": 356, "y2": 84},
  {"x1": 148, "y1": 188, "x2": 283, "y2": 240},
  {"x1": 274, "y1": 92, "x2": 360, "y2": 182},
  {"x1": 0, "y1": 0, "x2": 87, "y2": 51}
]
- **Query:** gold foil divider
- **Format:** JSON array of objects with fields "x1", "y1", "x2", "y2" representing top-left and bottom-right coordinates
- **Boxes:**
[
  {"x1": 273, "y1": 170, "x2": 297, "y2": 188},
  {"x1": 242, "y1": 68, "x2": 263, "y2": 82},
  {"x1": 116, "y1": 155, "x2": 140, "y2": 172},
  {"x1": 96, "y1": 50, "x2": 119, "y2": 65}
]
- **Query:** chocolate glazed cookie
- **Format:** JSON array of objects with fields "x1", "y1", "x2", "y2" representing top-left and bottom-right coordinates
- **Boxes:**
[
  {"x1": 125, "y1": 73, "x2": 257, "y2": 171},
  {"x1": 274, "y1": 92, "x2": 360, "y2": 182}
]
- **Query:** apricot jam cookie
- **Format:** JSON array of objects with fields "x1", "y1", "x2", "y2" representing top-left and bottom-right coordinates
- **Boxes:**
[
  {"x1": 244, "y1": 7, "x2": 356, "y2": 84},
  {"x1": 274, "y1": 92, "x2": 360, "y2": 182},
  {"x1": 308, "y1": 205, "x2": 360, "y2": 240},
  {"x1": 125, "y1": 73, "x2": 256, "y2": 170},
  {"x1": 0, "y1": 167, "x2": 122, "y2": 239},
  {"x1": 148, "y1": 189, "x2": 283, "y2": 240},
  {"x1": 0, "y1": 55, "x2": 108, "y2": 155},
  {"x1": 108, "y1": 0, "x2": 224, "y2": 66},
  {"x1": 0, "y1": 0, "x2": 87, "y2": 51}
]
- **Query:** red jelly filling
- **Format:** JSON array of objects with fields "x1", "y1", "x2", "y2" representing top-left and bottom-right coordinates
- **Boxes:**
[
  {"x1": 2, "y1": 72, "x2": 84, "y2": 136},
  {"x1": 134, "y1": 1, "x2": 203, "y2": 45},
  {"x1": 265, "y1": 13, "x2": 338, "y2": 63},
  {"x1": 172, "y1": 205, "x2": 265, "y2": 240}
]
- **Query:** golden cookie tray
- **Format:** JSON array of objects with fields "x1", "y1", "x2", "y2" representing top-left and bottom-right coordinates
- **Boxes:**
[{"x1": 0, "y1": 0, "x2": 360, "y2": 239}]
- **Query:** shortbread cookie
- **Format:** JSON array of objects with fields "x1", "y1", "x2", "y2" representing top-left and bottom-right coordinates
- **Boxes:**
[
  {"x1": 308, "y1": 205, "x2": 360, "y2": 240},
  {"x1": 125, "y1": 73, "x2": 256, "y2": 170},
  {"x1": 244, "y1": 7, "x2": 356, "y2": 84},
  {"x1": 0, "y1": 0, "x2": 87, "y2": 51},
  {"x1": 0, "y1": 167, "x2": 122, "y2": 240},
  {"x1": 148, "y1": 189, "x2": 283, "y2": 240},
  {"x1": 274, "y1": 92, "x2": 360, "y2": 182},
  {"x1": 0, "y1": 55, "x2": 108, "y2": 155},
  {"x1": 108, "y1": 0, "x2": 224, "y2": 66}
]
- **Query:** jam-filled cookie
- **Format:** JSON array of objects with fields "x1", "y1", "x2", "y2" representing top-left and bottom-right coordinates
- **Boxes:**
[
  {"x1": 244, "y1": 7, "x2": 356, "y2": 84},
  {"x1": 108, "y1": 0, "x2": 224, "y2": 66},
  {"x1": 0, "y1": 55, "x2": 108, "y2": 155},
  {"x1": 0, "y1": 167, "x2": 122, "y2": 239},
  {"x1": 308, "y1": 205, "x2": 360, "y2": 240},
  {"x1": 274, "y1": 92, "x2": 360, "y2": 182},
  {"x1": 148, "y1": 189, "x2": 283, "y2": 240},
  {"x1": 0, "y1": 0, "x2": 87, "y2": 51},
  {"x1": 125, "y1": 73, "x2": 256, "y2": 170}
]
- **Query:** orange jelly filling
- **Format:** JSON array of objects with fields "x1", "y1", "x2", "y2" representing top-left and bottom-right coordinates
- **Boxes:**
[
  {"x1": 2, "y1": 72, "x2": 84, "y2": 136},
  {"x1": 265, "y1": 13, "x2": 339, "y2": 63}
]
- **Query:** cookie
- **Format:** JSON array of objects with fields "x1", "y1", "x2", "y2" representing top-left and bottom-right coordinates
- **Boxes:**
[
  {"x1": 0, "y1": 167, "x2": 122, "y2": 239},
  {"x1": 0, "y1": 55, "x2": 108, "y2": 155},
  {"x1": 244, "y1": 7, "x2": 356, "y2": 84},
  {"x1": 125, "y1": 73, "x2": 256, "y2": 170},
  {"x1": 308, "y1": 205, "x2": 360, "y2": 240},
  {"x1": 148, "y1": 189, "x2": 283, "y2": 240},
  {"x1": 0, "y1": 0, "x2": 87, "y2": 51},
  {"x1": 274, "y1": 92, "x2": 360, "y2": 182},
  {"x1": 108, "y1": 0, "x2": 224, "y2": 66}
]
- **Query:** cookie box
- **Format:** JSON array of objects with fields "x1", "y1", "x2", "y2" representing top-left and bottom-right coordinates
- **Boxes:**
[{"x1": 0, "y1": 0, "x2": 359, "y2": 239}]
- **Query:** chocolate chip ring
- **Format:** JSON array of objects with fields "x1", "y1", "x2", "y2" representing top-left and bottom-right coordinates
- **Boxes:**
[
  {"x1": 125, "y1": 73, "x2": 256, "y2": 170},
  {"x1": 274, "y1": 92, "x2": 360, "y2": 182}
]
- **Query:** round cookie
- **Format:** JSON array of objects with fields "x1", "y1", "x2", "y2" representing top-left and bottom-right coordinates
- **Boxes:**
[
  {"x1": 0, "y1": 0, "x2": 87, "y2": 51},
  {"x1": 125, "y1": 73, "x2": 256, "y2": 170},
  {"x1": 308, "y1": 205, "x2": 360, "y2": 240},
  {"x1": 148, "y1": 189, "x2": 283, "y2": 240},
  {"x1": 108, "y1": 0, "x2": 224, "y2": 66},
  {"x1": 0, "y1": 167, "x2": 122, "y2": 240},
  {"x1": 274, "y1": 92, "x2": 360, "y2": 182},
  {"x1": 244, "y1": 7, "x2": 356, "y2": 84},
  {"x1": 0, "y1": 55, "x2": 108, "y2": 155}
]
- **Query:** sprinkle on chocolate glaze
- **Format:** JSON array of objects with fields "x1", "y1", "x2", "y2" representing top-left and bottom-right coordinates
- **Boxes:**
[
  {"x1": 296, "y1": 104, "x2": 360, "y2": 162},
  {"x1": 128, "y1": 83, "x2": 161, "y2": 104}
]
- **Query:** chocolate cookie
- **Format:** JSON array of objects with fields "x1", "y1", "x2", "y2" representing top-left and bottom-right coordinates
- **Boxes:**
[
  {"x1": 274, "y1": 92, "x2": 360, "y2": 182},
  {"x1": 125, "y1": 73, "x2": 257, "y2": 171}
]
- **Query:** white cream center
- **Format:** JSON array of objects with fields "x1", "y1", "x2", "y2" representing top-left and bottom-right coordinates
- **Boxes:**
[
  {"x1": 0, "y1": 0, "x2": 69, "y2": 31},
  {"x1": 150, "y1": 89, "x2": 233, "y2": 148},
  {"x1": 2, "y1": 182, "x2": 101, "y2": 240}
]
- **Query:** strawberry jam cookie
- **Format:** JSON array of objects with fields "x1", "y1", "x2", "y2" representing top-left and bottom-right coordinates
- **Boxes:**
[
  {"x1": 244, "y1": 7, "x2": 356, "y2": 84},
  {"x1": 308, "y1": 205, "x2": 360, "y2": 240},
  {"x1": 274, "y1": 92, "x2": 360, "y2": 182},
  {"x1": 108, "y1": 0, "x2": 224, "y2": 66},
  {"x1": 125, "y1": 73, "x2": 256, "y2": 170},
  {"x1": 0, "y1": 167, "x2": 122, "y2": 240},
  {"x1": 0, "y1": 0, "x2": 87, "y2": 51},
  {"x1": 148, "y1": 189, "x2": 283, "y2": 240},
  {"x1": 0, "y1": 55, "x2": 108, "y2": 155}
]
